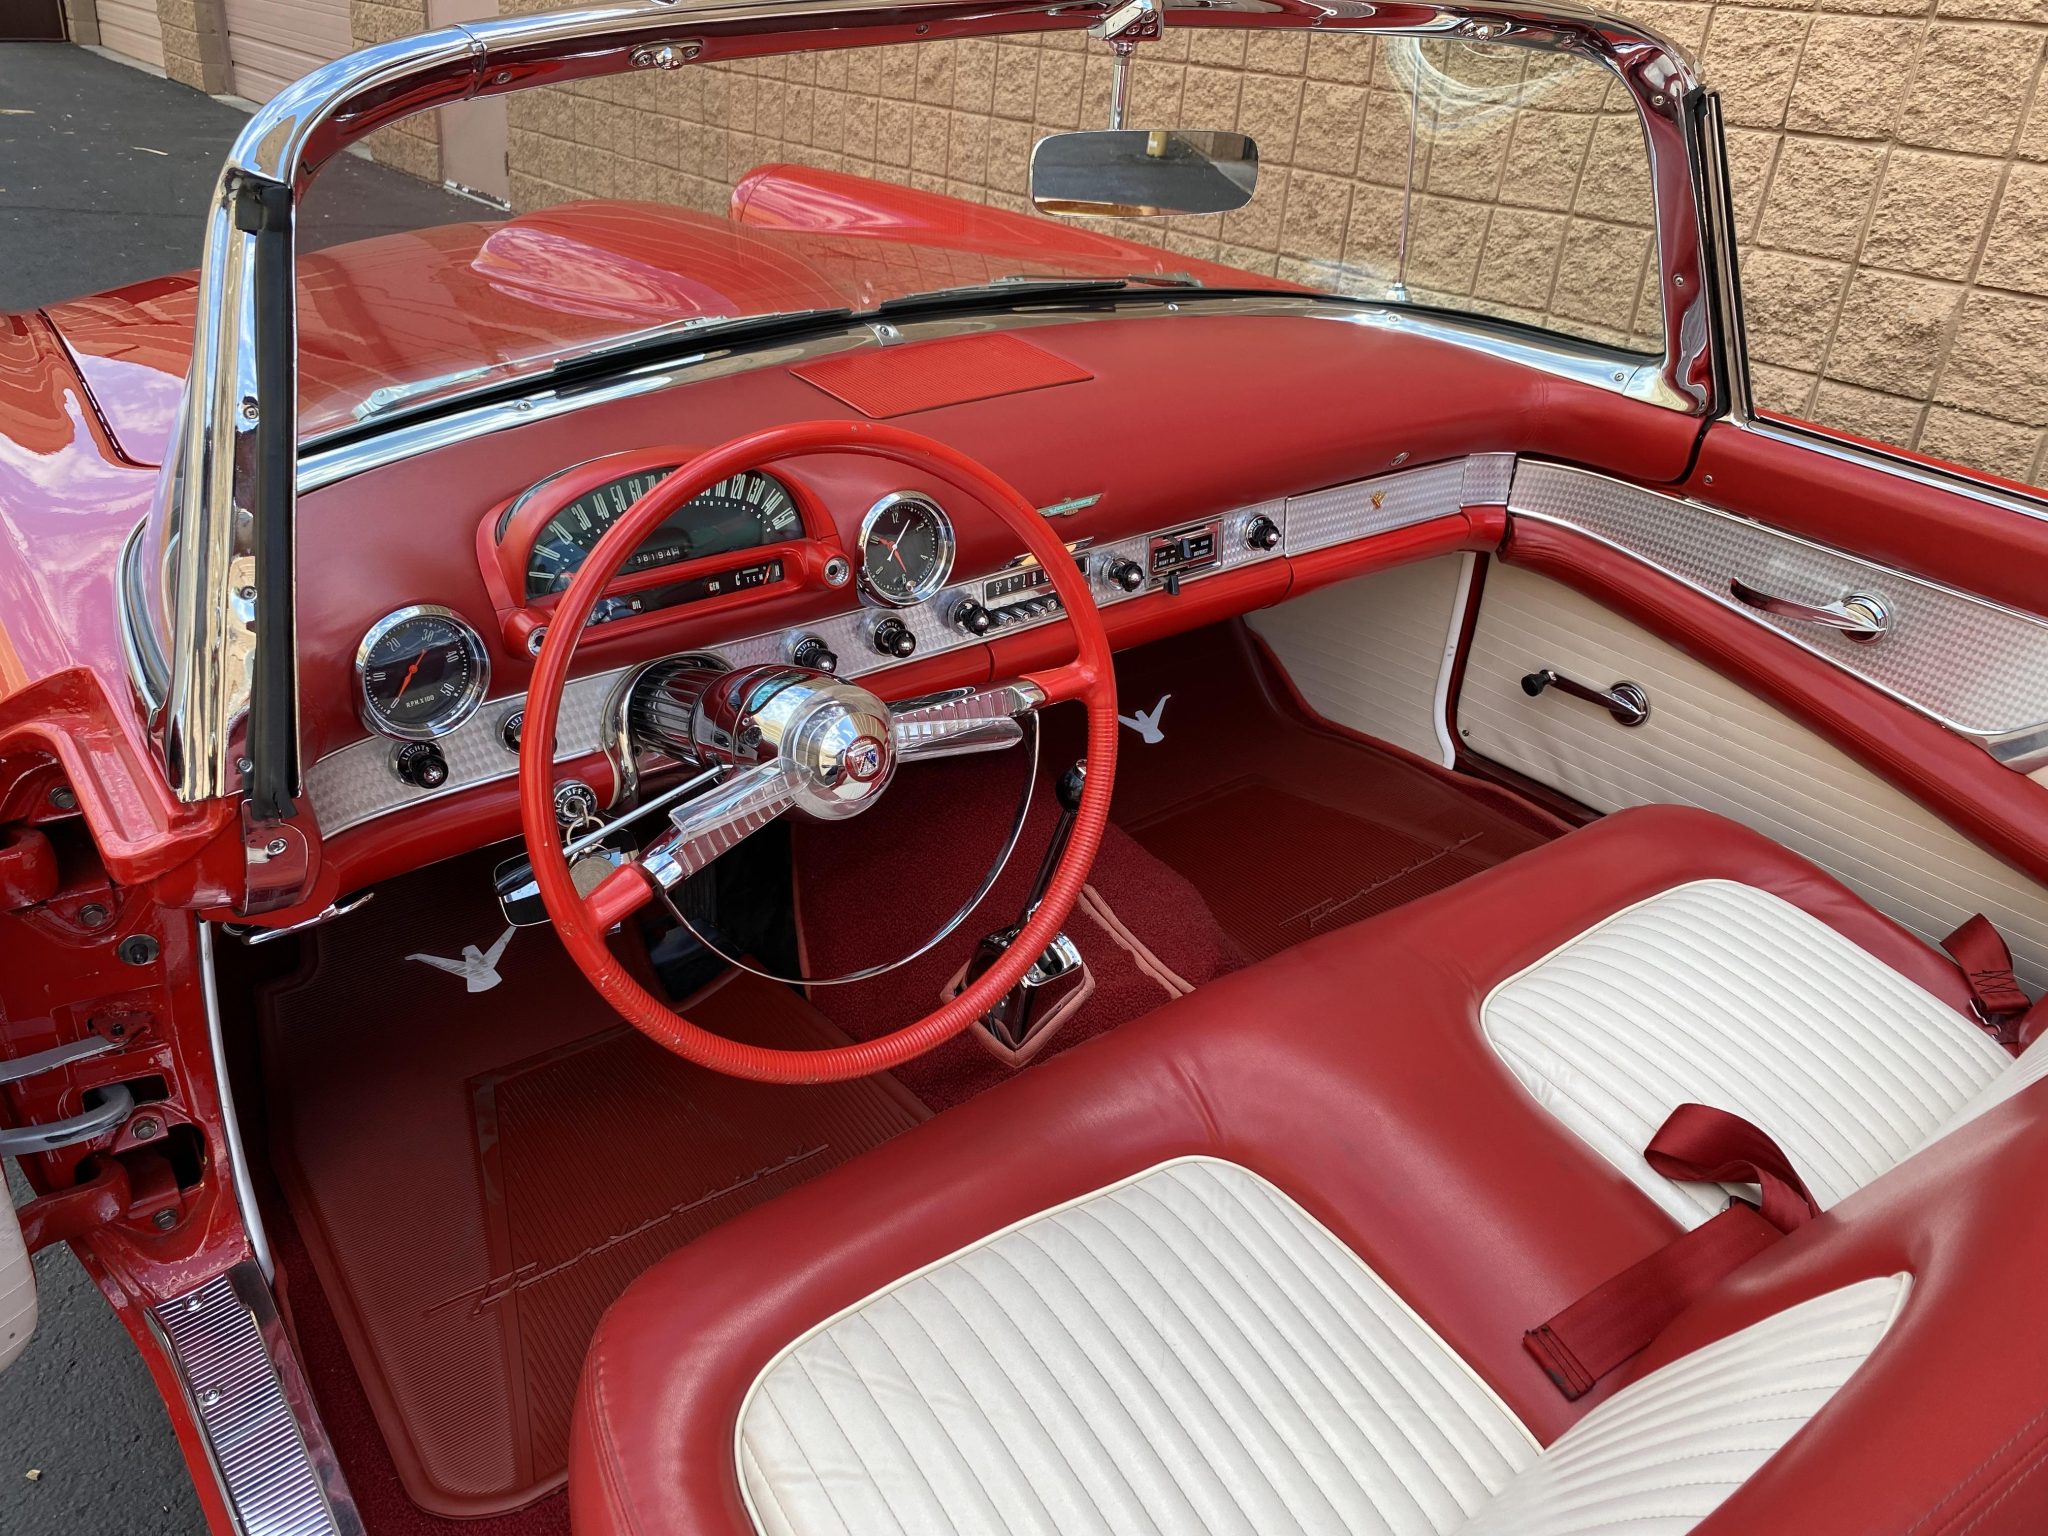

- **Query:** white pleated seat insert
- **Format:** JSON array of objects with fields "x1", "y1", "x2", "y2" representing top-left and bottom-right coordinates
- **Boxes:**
[
  {"x1": 736, "y1": 1161, "x2": 1908, "y2": 1536},
  {"x1": 738, "y1": 1158, "x2": 1541, "y2": 1536},
  {"x1": 1463, "y1": 1274, "x2": 1909, "y2": 1536},
  {"x1": 1481, "y1": 879, "x2": 2014, "y2": 1226}
]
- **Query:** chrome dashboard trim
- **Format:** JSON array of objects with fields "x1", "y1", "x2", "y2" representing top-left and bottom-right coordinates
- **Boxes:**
[
  {"x1": 1507, "y1": 460, "x2": 2048, "y2": 767},
  {"x1": 304, "y1": 454, "x2": 1491, "y2": 836}
]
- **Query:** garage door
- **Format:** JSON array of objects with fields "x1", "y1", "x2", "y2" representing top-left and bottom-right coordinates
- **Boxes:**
[
  {"x1": 223, "y1": 0, "x2": 349, "y2": 102},
  {"x1": 96, "y1": 0, "x2": 167, "y2": 68}
]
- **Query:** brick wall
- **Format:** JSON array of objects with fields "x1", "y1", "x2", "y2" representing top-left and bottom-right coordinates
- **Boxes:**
[{"x1": 487, "y1": 7, "x2": 2047, "y2": 489}]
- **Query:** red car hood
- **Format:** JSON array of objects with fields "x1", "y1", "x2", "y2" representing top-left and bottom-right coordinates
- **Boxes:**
[{"x1": 42, "y1": 166, "x2": 1285, "y2": 467}]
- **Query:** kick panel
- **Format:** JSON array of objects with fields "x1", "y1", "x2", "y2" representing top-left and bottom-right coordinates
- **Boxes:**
[{"x1": 1459, "y1": 563, "x2": 2048, "y2": 990}]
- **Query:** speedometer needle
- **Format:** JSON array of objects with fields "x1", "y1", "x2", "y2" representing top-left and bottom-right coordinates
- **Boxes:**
[{"x1": 398, "y1": 647, "x2": 430, "y2": 696}]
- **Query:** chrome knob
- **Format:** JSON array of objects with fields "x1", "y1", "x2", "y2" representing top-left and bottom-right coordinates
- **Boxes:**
[
  {"x1": 788, "y1": 633, "x2": 839, "y2": 673},
  {"x1": 393, "y1": 741, "x2": 448, "y2": 789},
  {"x1": 1106, "y1": 558, "x2": 1146, "y2": 593},
  {"x1": 872, "y1": 617, "x2": 917, "y2": 659},
  {"x1": 952, "y1": 599, "x2": 993, "y2": 636},
  {"x1": 1246, "y1": 515, "x2": 1282, "y2": 552}
]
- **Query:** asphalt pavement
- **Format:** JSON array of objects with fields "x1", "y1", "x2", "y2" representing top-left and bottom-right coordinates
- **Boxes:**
[{"x1": 0, "y1": 40, "x2": 480, "y2": 1534}]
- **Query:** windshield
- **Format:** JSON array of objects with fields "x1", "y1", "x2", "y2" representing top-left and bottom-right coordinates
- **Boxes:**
[{"x1": 268, "y1": 28, "x2": 1661, "y2": 433}]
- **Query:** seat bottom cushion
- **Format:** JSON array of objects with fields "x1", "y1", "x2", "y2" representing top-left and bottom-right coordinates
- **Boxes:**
[{"x1": 736, "y1": 1158, "x2": 1907, "y2": 1536}]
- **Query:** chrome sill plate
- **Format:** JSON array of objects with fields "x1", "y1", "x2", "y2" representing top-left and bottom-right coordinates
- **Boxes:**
[
  {"x1": 1508, "y1": 460, "x2": 2048, "y2": 768},
  {"x1": 303, "y1": 454, "x2": 1489, "y2": 838},
  {"x1": 152, "y1": 1267, "x2": 357, "y2": 1536}
]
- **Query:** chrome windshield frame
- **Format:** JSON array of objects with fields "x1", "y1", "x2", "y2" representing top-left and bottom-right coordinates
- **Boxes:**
[{"x1": 146, "y1": 0, "x2": 1713, "y2": 835}]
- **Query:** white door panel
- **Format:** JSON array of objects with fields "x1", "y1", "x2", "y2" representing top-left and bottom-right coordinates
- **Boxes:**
[
  {"x1": 1, "y1": 1191, "x2": 34, "y2": 1373},
  {"x1": 1247, "y1": 555, "x2": 1474, "y2": 766},
  {"x1": 1459, "y1": 563, "x2": 2048, "y2": 991}
]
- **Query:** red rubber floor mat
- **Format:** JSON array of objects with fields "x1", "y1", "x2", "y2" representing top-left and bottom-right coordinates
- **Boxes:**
[
  {"x1": 260, "y1": 867, "x2": 924, "y2": 1519},
  {"x1": 1112, "y1": 624, "x2": 1568, "y2": 962}
]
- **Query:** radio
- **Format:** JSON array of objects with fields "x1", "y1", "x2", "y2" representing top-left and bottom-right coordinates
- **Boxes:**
[
  {"x1": 961, "y1": 552, "x2": 1089, "y2": 632},
  {"x1": 1148, "y1": 521, "x2": 1220, "y2": 581}
]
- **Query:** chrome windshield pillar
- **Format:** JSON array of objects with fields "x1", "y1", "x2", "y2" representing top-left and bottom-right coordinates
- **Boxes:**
[{"x1": 146, "y1": 0, "x2": 1715, "y2": 850}]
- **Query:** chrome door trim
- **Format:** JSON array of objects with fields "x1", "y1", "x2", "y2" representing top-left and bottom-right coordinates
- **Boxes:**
[
  {"x1": 147, "y1": 0, "x2": 1713, "y2": 829},
  {"x1": 1508, "y1": 460, "x2": 2048, "y2": 768},
  {"x1": 198, "y1": 921, "x2": 274, "y2": 1282}
]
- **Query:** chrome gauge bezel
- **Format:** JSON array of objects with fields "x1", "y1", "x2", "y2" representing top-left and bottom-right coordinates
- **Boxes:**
[
  {"x1": 857, "y1": 491, "x2": 956, "y2": 608},
  {"x1": 354, "y1": 604, "x2": 492, "y2": 742}
]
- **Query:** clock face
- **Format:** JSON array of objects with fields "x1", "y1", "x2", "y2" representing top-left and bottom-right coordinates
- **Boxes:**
[{"x1": 858, "y1": 494, "x2": 954, "y2": 607}]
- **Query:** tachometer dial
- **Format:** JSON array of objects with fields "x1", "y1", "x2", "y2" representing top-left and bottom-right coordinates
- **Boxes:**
[
  {"x1": 517, "y1": 467, "x2": 803, "y2": 598},
  {"x1": 858, "y1": 493, "x2": 955, "y2": 607},
  {"x1": 356, "y1": 605, "x2": 490, "y2": 741}
]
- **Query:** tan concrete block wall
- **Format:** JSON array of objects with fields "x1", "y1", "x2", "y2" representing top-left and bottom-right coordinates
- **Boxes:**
[
  {"x1": 351, "y1": 0, "x2": 441, "y2": 181},
  {"x1": 156, "y1": 0, "x2": 228, "y2": 93},
  {"x1": 482, "y1": 6, "x2": 2048, "y2": 489},
  {"x1": 492, "y1": 19, "x2": 1666, "y2": 351},
  {"x1": 1705, "y1": 5, "x2": 2048, "y2": 487}
]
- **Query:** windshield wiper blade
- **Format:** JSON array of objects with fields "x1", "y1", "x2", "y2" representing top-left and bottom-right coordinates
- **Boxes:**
[
  {"x1": 348, "y1": 309, "x2": 854, "y2": 423},
  {"x1": 546, "y1": 307, "x2": 856, "y2": 376},
  {"x1": 873, "y1": 272, "x2": 1204, "y2": 313}
]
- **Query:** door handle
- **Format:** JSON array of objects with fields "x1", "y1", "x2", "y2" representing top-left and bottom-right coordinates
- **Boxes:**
[
  {"x1": 1729, "y1": 580, "x2": 1889, "y2": 642},
  {"x1": 0, "y1": 1083, "x2": 135, "y2": 1156},
  {"x1": 1520, "y1": 669, "x2": 1650, "y2": 727}
]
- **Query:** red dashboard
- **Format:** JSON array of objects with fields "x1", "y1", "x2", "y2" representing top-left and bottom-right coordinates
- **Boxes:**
[{"x1": 285, "y1": 305, "x2": 1701, "y2": 912}]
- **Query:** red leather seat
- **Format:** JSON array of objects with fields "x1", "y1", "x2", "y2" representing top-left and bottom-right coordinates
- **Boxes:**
[{"x1": 569, "y1": 806, "x2": 2048, "y2": 1536}]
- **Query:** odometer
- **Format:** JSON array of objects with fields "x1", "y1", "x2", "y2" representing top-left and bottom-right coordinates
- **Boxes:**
[
  {"x1": 515, "y1": 467, "x2": 803, "y2": 598},
  {"x1": 355, "y1": 605, "x2": 490, "y2": 741}
]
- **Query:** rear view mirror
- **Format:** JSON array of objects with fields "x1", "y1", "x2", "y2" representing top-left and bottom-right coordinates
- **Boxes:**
[{"x1": 1031, "y1": 130, "x2": 1258, "y2": 217}]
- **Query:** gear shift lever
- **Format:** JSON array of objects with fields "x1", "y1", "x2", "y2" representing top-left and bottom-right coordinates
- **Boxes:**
[{"x1": 959, "y1": 761, "x2": 1092, "y2": 1059}]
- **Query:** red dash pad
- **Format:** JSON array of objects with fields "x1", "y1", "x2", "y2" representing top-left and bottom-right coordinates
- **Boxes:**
[{"x1": 791, "y1": 331, "x2": 1094, "y2": 418}]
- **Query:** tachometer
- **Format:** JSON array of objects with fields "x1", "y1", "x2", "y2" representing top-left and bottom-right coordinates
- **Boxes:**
[
  {"x1": 858, "y1": 492, "x2": 955, "y2": 607},
  {"x1": 356, "y1": 605, "x2": 490, "y2": 740},
  {"x1": 517, "y1": 467, "x2": 802, "y2": 598}
]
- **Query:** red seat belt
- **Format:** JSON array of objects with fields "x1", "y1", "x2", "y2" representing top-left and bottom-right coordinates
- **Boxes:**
[
  {"x1": 1941, "y1": 914, "x2": 2042, "y2": 1052},
  {"x1": 1523, "y1": 1104, "x2": 1820, "y2": 1401}
]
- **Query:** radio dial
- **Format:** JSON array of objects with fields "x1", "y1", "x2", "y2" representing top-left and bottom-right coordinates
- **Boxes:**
[
  {"x1": 952, "y1": 599, "x2": 994, "y2": 636},
  {"x1": 1106, "y1": 558, "x2": 1146, "y2": 593},
  {"x1": 872, "y1": 617, "x2": 918, "y2": 659}
]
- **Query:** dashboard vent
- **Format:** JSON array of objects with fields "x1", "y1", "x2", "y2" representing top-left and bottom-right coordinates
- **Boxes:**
[{"x1": 791, "y1": 333, "x2": 1093, "y2": 418}]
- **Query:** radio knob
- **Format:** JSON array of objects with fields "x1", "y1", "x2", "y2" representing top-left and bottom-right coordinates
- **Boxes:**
[
  {"x1": 1106, "y1": 558, "x2": 1146, "y2": 593},
  {"x1": 789, "y1": 633, "x2": 839, "y2": 673},
  {"x1": 1246, "y1": 515, "x2": 1282, "y2": 552},
  {"x1": 393, "y1": 741, "x2": 449, "y2": 790},
  {"x1": 872, "y1": 617, "x2": 917, "y2": 659},
  {"x1": 951, "y1": 599, "x2": 993, "y2": 636}
]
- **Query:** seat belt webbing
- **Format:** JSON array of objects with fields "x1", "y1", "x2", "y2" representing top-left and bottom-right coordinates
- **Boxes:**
[
  {"x1": 1523, "y1": 1104, "x2": 1819, "y2": 1401},
  {"x1": 1941, "y1": 914, "x2": 2041, "y2": 1052}
]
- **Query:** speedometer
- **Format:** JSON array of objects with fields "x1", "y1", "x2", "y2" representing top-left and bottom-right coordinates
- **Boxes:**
[{"x1": 516, "y1": 467, "x2": 802, "y2": 598}]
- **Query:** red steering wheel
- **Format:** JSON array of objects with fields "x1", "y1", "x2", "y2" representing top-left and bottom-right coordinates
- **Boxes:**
[{"x1": 518, "y1": 420, "x2": 1119, "y2": 1083}]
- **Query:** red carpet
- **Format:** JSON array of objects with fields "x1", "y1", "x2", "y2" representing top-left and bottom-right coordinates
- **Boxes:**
[
  {"x1": 259, "y1": 862, "x2": 923, "y2": 1521},
  {"x1": 794, "y1": 736, "x2": 1245, "y2": 1109},
  {"x1": 1110, "y1": 625, "x2": 1568, "y2": 960}
]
